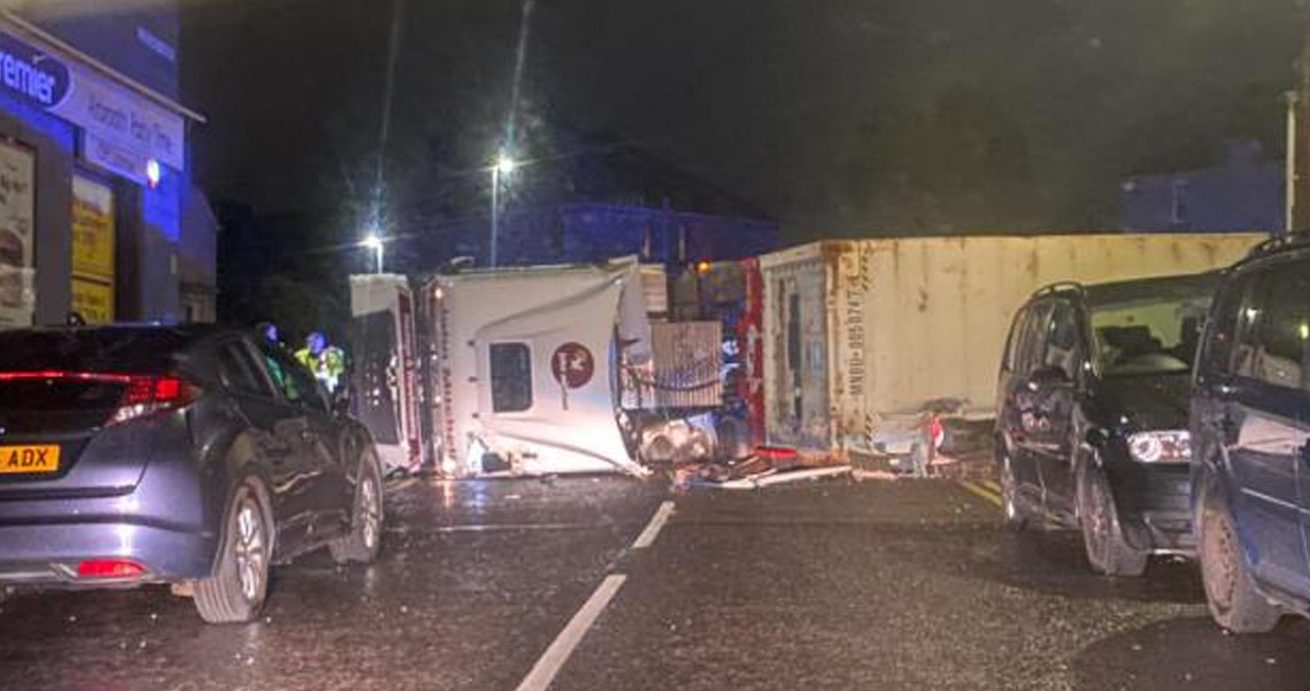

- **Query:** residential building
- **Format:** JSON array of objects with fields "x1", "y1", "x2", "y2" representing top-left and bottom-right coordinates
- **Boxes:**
[{"x1": 1118, "y1": 140, "x2": 1283, "y2": 233}]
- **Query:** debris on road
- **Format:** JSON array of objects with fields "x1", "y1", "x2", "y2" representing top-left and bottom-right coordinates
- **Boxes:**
[{"x1": 674, "y1": 446, "x2": 852, "y2": 490}]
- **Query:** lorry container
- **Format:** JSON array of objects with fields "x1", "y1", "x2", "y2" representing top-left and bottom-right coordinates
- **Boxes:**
[{"x1": 757, "y1": 234, "x2": 1266, "y2": 458}]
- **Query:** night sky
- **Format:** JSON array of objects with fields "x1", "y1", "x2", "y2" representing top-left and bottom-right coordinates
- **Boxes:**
[{"x1": 182, "y1": 0, "x2": 1303, "y2": 238}]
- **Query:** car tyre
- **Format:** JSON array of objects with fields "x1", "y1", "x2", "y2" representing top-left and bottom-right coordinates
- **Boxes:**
[
  {"x1": 194, "y1": 479, "x2": 272, "y2": 624},
  {"x1": 999, "y1": 454, "x2": 1028, "y2": 531},
  {"x1": 1200, "y1": 494, "x2": 1281, "y2": 634},
  {"x1": 330, "y1": 454, "x2": 384, "y2": 565},
  {"x1": 1077, "y1": 464, "x2": 1147, "y2": 577}
]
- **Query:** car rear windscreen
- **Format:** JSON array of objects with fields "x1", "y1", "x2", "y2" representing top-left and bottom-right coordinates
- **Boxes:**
[{"x1": 0, "y1": 329, "x2": 189, "y2": 375}]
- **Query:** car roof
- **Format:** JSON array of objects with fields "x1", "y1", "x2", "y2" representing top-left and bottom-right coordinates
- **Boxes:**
[
  {"x1": 1082, "y1": 272, "x2": 1219, "y2": 307},
  {"x1": 1030, "y1": 272, "x2": 1218, "y2": 307}
]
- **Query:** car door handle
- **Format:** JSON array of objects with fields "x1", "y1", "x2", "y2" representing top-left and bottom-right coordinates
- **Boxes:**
[{"x1": 299, "y1": 429, "x2": 316, "y2": 442}]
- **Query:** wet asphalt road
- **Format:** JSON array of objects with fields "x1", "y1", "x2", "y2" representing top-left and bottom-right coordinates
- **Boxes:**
[{"x1": 2, "y1": 475, "x2": 1309, "y2": 691}]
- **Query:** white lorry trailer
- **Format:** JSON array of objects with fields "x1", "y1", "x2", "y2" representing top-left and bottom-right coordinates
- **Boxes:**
[{"x1": 757, "y1": 234, "x2": 1266, "y2": 460}]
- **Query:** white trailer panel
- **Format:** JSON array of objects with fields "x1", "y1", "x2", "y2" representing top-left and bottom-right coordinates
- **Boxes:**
[{"x1": 760, "y1": 234, "x2": 1265, "y2": 456}]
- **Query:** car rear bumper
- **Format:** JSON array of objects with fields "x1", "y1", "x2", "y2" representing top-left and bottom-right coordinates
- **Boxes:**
[
  {"x1": 0, "y1": 518, "x2": 218, "y2": 585},
  {"x1": 0, "y1": 446, "x2": 221, "y2": 585}
]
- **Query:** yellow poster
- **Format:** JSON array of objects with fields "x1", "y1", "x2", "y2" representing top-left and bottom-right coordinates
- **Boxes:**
[
  {"x1": 71, "y1": 175, "x2": 114, "y2": 322},
  {"x1": 71, "y1": 278, "x2": 113, "y2": 324}
]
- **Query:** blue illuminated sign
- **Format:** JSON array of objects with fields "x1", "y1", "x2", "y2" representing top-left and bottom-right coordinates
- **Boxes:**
[{"x1": 0, "y1": 32, "x2": 68, "y2": 110}]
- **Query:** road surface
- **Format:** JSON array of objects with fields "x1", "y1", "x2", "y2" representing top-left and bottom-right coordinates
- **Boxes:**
[{"x1": 0, "y1": 475, "x2": 1307, "y2": 690}]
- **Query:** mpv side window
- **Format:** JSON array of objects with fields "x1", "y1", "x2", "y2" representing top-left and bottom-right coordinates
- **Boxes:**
[
  {"x1": 1017, "y1": 302, "x2": 1053, "y2": 374},
  {"x1": 1044, "y1": 300, "x2": 1081, "y2": 379},
  {"x1": 1201, "y1": 274, "x2": 1249, "y2": 378},
  {"x1": 1004, "y1": 307, "x2": 1031, "y2": 372},
  {"x1": 1235, "y1": 261, "x2": 1310, "y2": 392}
]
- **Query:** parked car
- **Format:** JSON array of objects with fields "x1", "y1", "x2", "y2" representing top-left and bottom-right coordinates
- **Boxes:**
[
  {"x1": 0, "y1": 325, "x2": 384, "y2": 623},
  {"x1": 1192, "y1": 235, "x2": 1310, "y2": 633},
  {"x1": 996, "y1": 273, "x2": 1216, "y2": 576}
]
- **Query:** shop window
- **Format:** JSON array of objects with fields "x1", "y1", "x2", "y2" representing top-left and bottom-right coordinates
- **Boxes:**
[{"x1": 490, "y1": 343, "x2": 533, "y2": 413}]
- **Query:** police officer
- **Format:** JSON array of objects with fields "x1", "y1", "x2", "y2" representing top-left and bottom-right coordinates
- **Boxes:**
[{"x1": 295, "y1": 331, "x2": 347, "y2": 394}]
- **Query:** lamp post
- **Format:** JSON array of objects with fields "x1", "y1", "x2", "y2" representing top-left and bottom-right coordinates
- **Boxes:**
[
  {"x1": 490, "y1": 152, "x2": 516, "y2": 267},
  {"x1": 362, "y1": 233, "x2": 385, "y2": 274}
]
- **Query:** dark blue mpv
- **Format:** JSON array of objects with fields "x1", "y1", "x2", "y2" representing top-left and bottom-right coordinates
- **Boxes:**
[{"x1": 1193, "y1": 235, "x2": 1310, "y2": 633}]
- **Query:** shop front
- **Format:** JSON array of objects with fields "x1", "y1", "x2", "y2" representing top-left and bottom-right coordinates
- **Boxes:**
[{"x1": 0, "y1": 12, "x2": 205, "y2": 328}]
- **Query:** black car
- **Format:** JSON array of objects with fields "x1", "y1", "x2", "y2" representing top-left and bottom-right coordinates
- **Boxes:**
[
  {"x1": 0, "y1": 325, "x2": 384, "y2": 623},
  {"x1": 996, "y1": 273, "x2": 1216, "y2": 576},
  {"x1": 1192, "y1": 235, "x2": 1310, "y2": 633}
]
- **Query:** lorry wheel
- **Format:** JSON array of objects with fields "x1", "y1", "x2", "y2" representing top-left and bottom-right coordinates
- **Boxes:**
[
  {"x1": 331, "y1": 455, "x2": 384, "y2": 565},
  {"x1": 1077, "y1": 466, "x2": 1147, "y2": 577},
  {"x1": 999, "y1": 454, "x2": 1027, "y2": 531},
  {"x1": 1200, "y1": 495, "x2": 1281, "y2": 634},
  {"x1": 195, "y1": 480, "x2": 272, "y2": 624}
]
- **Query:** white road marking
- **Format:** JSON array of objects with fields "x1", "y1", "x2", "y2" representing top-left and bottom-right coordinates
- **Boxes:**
[
  {"x1": 515, "y1": 574, "x2": 627, "y2": 691},
  {"x1": 631, "y1": 500, "x2": 675, "y2": 549}
]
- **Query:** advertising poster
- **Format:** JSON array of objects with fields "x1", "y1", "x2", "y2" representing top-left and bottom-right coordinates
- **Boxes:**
[
  {"x1": 0, "y1": 139, "x2": 35, "y2": 328},
  {"x1": 71, "y1": 175, "x2": 115, "y2": 323}
]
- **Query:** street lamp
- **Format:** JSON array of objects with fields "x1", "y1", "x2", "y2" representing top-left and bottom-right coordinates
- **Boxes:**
[
  {"x1": 490, "y1": 152, "x2": 517, "y2": 267},
  {"x1": 362, "y1": 233, "x2": 385, "y2": 274}
]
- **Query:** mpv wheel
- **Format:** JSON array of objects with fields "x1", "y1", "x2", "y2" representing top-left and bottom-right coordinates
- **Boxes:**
[
  {"x1": 1200, "y1": 496, "x2": 1281, "y2": 634},
  {"x1": 331, "y1": 455, "x2": 384, "y2": 565},
  {"x1": 195, "y1": 480, "x2": 271, "y2": 624},
  {"x1": 999, "y1": 455, "x2": 1027, "y2": 530},
  {"x1": 1078, "y1": 466, "x2": 1147, "y2": 577}
]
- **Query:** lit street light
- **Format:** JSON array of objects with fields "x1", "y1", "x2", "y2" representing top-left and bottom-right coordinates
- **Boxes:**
[
  {"x1": 490, "y1": 151, "x2": 517, "y2": 267},
  {"x1": 362, "y1": 233, "x2": 385, "y2": 274}
]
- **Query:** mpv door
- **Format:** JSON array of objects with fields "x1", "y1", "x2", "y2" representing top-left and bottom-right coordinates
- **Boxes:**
[
  {"x1": 215, "y1": 340, "x2": 317, "y2": 554},
  {"x1": 1001, "y1": 300, "x2": 1053, "y2": 511},
  {"x1": 258, "y1": 346, "x2": 350, "y2": 537},
  {"x1": 1222, "y1": 261, "x2": 1310, "y2": 594},
  {"x1": 1030, "y1": 298, "x2": 1083, "y2": 520}
]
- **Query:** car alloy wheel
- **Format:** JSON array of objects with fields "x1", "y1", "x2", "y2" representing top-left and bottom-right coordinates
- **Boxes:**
[
  {"x1": 1083, "y1": 474, "x2": 1111, "y2": 563},
  {"x1": 1000, "y1": 456, "x2": 1020, "y2": 522},
  {"x1": 233, "y1": 495, "x2": 267, "y2": 604},
  {"x1": 359, "y1": 473, "x2": 381, "y2": 552},
  {"x1": 194, "y1": 480, "x2": 272, "y2": 624},
  {"x1": 331, "y1": 457, "x2": 384, "y2": 565}
]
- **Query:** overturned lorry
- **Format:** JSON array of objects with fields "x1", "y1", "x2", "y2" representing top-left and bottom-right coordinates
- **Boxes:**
[
  {"x1": 349, "y1": 258, "x2": 729, "y2": 477},
  {"x1": 755, "y1": 234, "x2": 1266, "y2": 462},
  {"x1": 423, "y1": 258, "x2": 652, "y2": 476}
]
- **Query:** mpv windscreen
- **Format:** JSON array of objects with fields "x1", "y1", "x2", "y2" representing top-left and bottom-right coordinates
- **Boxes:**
[{"x1": 1089, "y1": 278, "x2": 1215, "y2": 377}]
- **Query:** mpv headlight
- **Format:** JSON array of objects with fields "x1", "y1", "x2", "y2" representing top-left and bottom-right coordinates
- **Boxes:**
[{"x1": 1128, "y1": 430, "x2": 1191, "y2": 463}]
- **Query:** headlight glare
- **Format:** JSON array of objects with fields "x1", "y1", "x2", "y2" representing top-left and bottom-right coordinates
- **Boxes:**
[{"x1": 1128, "y1": 430, "x2": 1190, "y2": 463}]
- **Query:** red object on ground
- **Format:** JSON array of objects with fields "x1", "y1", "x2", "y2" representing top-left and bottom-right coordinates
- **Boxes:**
[{"x1": 755, "y1": 446, "x2": 800, "y2": 462}]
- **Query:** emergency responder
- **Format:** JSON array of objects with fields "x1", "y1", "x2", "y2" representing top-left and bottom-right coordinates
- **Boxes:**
[{"x1": 295, "y1": 331, "x2": 347, "y2": 394}]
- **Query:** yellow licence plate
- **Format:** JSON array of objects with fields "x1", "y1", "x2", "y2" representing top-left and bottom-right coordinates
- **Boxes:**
[{"x1": 0, "y1": 445, "x2": 61, "y2": 474}]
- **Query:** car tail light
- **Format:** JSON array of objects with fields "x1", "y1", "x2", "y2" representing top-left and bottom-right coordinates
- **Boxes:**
[
  {"x1": 76, "y1": 559, "x2": 146, "y2": 580},
  {"x1": 0, "y1": 371, "x2": 201, "y2": 426},
  {"x1": 108, "y1": 375, "x2": 202, "y2": 426}
]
